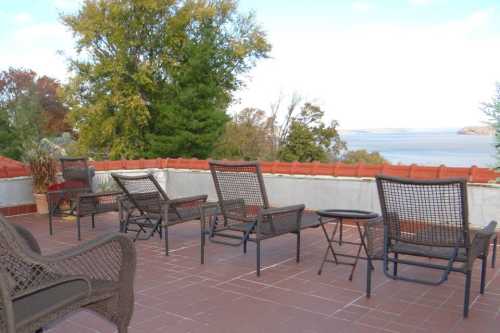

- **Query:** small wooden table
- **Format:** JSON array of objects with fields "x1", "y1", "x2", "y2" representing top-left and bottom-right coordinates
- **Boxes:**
[{"x1": 317, "y1": 209, "x2": 379, "y2": 280}]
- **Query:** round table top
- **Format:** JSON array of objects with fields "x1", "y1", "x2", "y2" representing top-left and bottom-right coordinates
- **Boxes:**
[{"x1": 317, "y1": 209, "x2": 379, "y2": 220}]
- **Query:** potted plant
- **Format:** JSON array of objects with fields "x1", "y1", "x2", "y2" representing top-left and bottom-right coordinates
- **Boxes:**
[{"x1": 26, "y1": 146, "x2": 57, "y2": 214}]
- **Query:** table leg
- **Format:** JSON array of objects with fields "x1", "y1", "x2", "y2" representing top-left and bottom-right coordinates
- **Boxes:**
[
  {"x1": 318, "y1": 217, "x2": 340, "y2": 275},
  {"x1": 348, "y1": 235, "x2": 364, "y2": 281},
  {"x1": 348, "y1": 222, "x2": 374, "y2": 280},
  {"x1": 356, "y1": 222, "x2": 374, "y2": 270}
]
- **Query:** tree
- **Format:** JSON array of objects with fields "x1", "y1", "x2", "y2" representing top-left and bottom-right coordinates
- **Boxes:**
[
  {"x1": 0, "y1": 68, "x2": 69, "y2": 159},
  {"x1": 278, "y1": 102, "x2": 346, "y2": 162},
  {"x1": 483, "y1": 82, "x2": 500, "y2": 169},
  {"x1": 342, "y1": 149, "x2": 388, "y2": 165},
  {"x1": 213, "y1": 108, "x2": 273, "y2": 160},
  {"x1": 63, "y1": 0, "x2": 270, "y2": 160}
]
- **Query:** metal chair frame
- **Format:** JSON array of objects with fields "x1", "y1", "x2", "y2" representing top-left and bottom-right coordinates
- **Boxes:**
[
  {"x1": 369, "y1": 175, "x2": 497, "y2": 317},
  {"x1": 201, "y1": 161, "x2": 306, "y2": 276},
  {"x1": 112, "y1": 173, "x2": 207, "y2": 255}
]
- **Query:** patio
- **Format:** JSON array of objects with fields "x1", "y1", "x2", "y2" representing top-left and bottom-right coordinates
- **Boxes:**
[{"x1": 7, "y1": 212, "x2": 500, "y2": 333}]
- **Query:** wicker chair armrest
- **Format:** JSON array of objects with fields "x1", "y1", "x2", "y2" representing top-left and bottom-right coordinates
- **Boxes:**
[
  {"x1": 12, "y1": 224, "x2": 41, "y2": 254},
  {"x1": 0, "y1": 268, "x2": 15, "y2": 333},
  {"x1": 364, "y1": 216, "x2": 385, "y2": 259},
  {"x1": 469, "y1": 221, "x2": 498, "y2": 266},
  {"x1": 42, "y1": 233, "x2": 136, "y2": 283},
  {"x1": 12, "y1": 275, "x2": 92, "y2": 301}
]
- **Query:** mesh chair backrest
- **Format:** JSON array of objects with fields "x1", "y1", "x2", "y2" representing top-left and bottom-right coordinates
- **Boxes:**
[
  {"x1": 60, "y1": 157, "x2": 92, "y2": 189},
  {"x1": 376, "y1": 175, "x2": 469, "y2": 247},
  {"x1": 0, "y1": 216, "x2": 58, "y2": 298},
  {"x1": 209, "y1": 161, "x2": 270, "y2": 219},
  {"x1": 111, "y1": 173, "x2": 169, "y2": 214}
]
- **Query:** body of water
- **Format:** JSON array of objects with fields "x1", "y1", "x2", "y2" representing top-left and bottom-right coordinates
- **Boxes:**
[{"x1": 341, "y1": 129, "x2": 497, "y2": 167}]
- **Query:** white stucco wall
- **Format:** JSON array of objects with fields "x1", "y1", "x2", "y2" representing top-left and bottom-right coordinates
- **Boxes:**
[{"x1": 1, "y1": 168, "x2": 498, "y2": 227}]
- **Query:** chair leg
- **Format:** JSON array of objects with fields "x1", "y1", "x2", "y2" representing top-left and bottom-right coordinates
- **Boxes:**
[
  {"x1": 296, "y1": 231, "x2": 301, "y2": 263},
  {"x1": 393, "y1": 253, "x2": 398, "y2": 277},
  {"x1": 77, "y1": 215, "x2": 81, "y2": 241},
  {"x1": 480, "y1": 257, "x2": 487, "y2": 294},
  {"x1": 256, "y1": 240, "x2": 261, "y2": 277},
  {"x1": 464, "y1": 270, "x2": 472, "y2": 318},
  {"x1": 48, "y1": 211, "x2": 53, "y2": 236},
  {"x1": 492, "y1": 236, "x2": 497, "y2": 269},
  {"x1": 366, "y1": 257, "x2": 372, "y2": 298},
  {"x1": 201, "y1": 222, "x2": 205, "y2": 264},
  {"x1": 164, "y1": 225, "x2": 169, "y2": 256}
]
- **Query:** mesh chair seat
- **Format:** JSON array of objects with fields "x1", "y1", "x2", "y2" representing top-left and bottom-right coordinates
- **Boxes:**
[
  {"x1": 143, "y1": 207, "x2": 202, "y2": 226},
  {"x1": 392, "y1": 242, "x2": 468, "y2": 263}
]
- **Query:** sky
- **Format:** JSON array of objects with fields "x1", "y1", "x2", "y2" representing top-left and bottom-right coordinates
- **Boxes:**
[{"x1": 1, "y1": 0, "x2": 500, "y2": 129}]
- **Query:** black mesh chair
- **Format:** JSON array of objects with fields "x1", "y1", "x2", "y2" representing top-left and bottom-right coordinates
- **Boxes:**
[
  {"x1": 111, "y1": 173, "x2": 207, "y2": 255},
  {"x1": 201, "y1": 161, "x2": 315, "y2": 276},
  {"x1": 47, "y1": 157, "x2": 96, "y2": 235},
  {"x1": 368, "y1": 175, "x2": 497, "y2": 317}
]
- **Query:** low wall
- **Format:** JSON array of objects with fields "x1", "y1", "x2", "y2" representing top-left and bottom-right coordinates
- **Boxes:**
[
  {"x1": 2, "y1": 168, "x2": 499, "y2": 228},
  {"x1": 1, "y1": 157, "x2": 499, "y2": 183}
]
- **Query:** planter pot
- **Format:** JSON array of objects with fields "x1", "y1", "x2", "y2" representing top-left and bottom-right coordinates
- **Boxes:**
[{"x1": 34, "y1": 193, "x2": 48, "y2": 214}]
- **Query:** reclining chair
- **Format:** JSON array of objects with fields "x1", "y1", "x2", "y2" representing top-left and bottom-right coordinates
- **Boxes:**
[
  {"x1": 365, "y1": 175, "x2": 497, "y2": 317},
  {"x1": 112, "y1": 172, "x2": 207, "y2": 255},
  {"x1": 201, "y1": 161, "x2": 319, "y2": 276}
]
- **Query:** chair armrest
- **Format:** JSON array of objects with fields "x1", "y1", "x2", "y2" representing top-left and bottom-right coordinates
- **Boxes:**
[
  {"x1": 257, "y1": 204, "x2": 305, "y2": 237},
  {"x1": 200, "y1": 202, "x2": 221, "y2": 216},
  {"x1": 468, "y1": 221, "x2": 498, "y2": 268},
  {"x1": 12, "y1": 224, "x2": 41, "y2": 254},
  {"x1": 364, "y1": 216, "x2": 385, "y2": 259},
  {"x1": 42, "y1": 233, "x2": 136, "y2": 284},
  {"x1": 0, "y1": 268, "x2": 15, "y2": 333},
  {"x1": 78, "y1": 191, "x2": 122, "y2": 199},
  {"x1": 167, "y1": 195, "x2": 208, "y2": 206},
  {"x1": 261, "y1": 204, "x2": 305, "y2": 217},
  {"x1": 12, "y1": 275, "x2": 92, "y2": 301}
]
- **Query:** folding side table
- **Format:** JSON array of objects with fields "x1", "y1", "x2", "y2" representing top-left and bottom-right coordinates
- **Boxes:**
[{"x1": 317, "y1": 209, "x2": 379, "y2": 280}]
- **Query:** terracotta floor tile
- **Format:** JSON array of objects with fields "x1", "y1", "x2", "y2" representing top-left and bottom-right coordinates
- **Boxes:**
[{"x1": 7, "y1": 213, "x2": 500, "y2": 333}]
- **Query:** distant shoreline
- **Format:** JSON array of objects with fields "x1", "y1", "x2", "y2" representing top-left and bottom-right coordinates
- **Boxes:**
[
  {"x1": 340, "y1": 130, "x2": 496, "y2": 167},
  {"x1": 457, "y1": 126, "x2": 495, "y2": 136}
]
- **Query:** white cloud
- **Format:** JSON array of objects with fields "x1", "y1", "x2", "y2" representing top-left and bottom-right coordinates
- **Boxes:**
[
  {"x1": 1, "y1": 22, "x2": 75, "y2": 81},
  {"x1": 14, "y1": 13, "x2": 32, "y2": 24},
  {"x1": 51, "y1": 0, "x2": 83, "y2": 12},
  {"x1": 232, "y1": 11, "x2": 500, "y2": 129},
  {"x1": 352, "y1": 2, "x2": 374, "y2": 12}
]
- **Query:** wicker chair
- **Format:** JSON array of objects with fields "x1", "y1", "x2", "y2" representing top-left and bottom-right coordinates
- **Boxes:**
[
  {"x1": 366, "y1": 175, "x2": 497, "y2": 317},
  {"x1": 0, "y1": 215, "x2": 136, "y2": 333},
  {"x1": 201, "y1": 161, "x2": 316, "y2": 276},
  {"x1": 111, "y1": 173, "x2": 207, "y2": 255}
]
